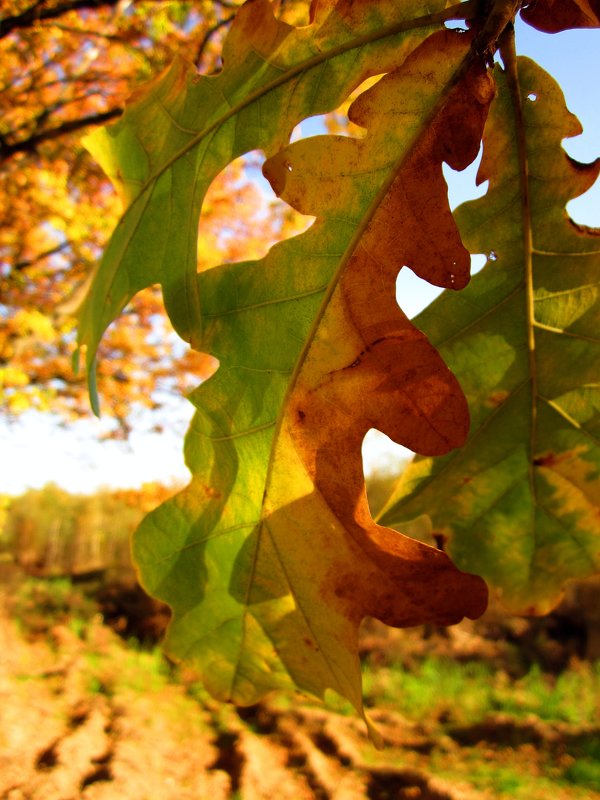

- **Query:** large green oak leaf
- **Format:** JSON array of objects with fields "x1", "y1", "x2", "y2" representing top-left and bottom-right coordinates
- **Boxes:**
[
  {"x1": 130, "y1": 28, "x2": 492, "y2": 735},
  {"x1": 379, "y1": 56, "x2": 600, "y2": 615},
  {"x1": 77, "y1": 0, "x2": 458, "y2": 409}
]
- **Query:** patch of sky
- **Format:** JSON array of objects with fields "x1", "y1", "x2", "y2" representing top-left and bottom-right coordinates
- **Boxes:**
[
  {"x1": 0, "y1": 405, "x2": 193, "y2": 496},
  {"x1": 239, "y1": 151, "x2": 272, "y2": 202},
  {"x1": 514, "y1": 15, "x2": 600, "y2": 227}
]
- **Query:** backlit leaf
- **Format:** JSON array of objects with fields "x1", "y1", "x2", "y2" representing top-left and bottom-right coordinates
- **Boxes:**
[
  {"x1": 77, "y1": 0, "x2": 455, "y2": 399},
  {"x1": 379, "y1": 56, "x2": 600, "y2": 614},
  {"x1": 521, "y1": 0, "x2": 600, "y2": 32},
  {"x1": 131, "y1": 28, "x2": 492, "y2": 731}
]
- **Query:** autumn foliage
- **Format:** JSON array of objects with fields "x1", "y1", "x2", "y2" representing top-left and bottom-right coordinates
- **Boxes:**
[
  {"x1": 4, "y1": 0, "x2": 600, "y2": 737},
  {"x1": 1, "y1": 0, "x2": 302, "y2": 432},
  {"x1": 3, "y1": 481, "x2": 174, "y2": 577}
]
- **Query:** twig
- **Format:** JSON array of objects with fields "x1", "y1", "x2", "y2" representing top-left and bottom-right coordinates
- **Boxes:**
[{"x1": 0, "y1": 108, "x2": 122, "y2": 161}]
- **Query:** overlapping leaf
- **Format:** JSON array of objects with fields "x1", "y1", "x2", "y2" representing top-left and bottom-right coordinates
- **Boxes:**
[
  {"x1": 77, "y1": 0, "x2": 456, "y2": 404},
  {"x1": 521, "y1": 0, "x2": 600, "y2": 32},
  {"x1": 379, "y1": 56, "x2": 600, "y2": 614},
  {"x1": 130, "y1": 29, "x2": 492, "y2": 730}
]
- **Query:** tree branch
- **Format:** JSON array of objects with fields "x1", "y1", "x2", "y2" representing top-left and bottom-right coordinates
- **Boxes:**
[
  {"x1": 13, "y1": 241, "x2": 72, "y2": 272},
  {"x1": 0, "y1": 0, "x2": 241, "y2": 39},
  {"x1": 0, "y1": 0, "x2": 120, "y2": 38},
  {"x1": 0, "y1": 108, "x2": 122, "y2": 162}
]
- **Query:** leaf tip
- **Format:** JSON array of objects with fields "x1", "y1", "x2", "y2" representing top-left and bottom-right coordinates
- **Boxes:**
[
  {"x1": 87, "y1": 354, "x2": 101, "y2": 418},
  {"x1": 262, "y1": 154, "x2": 289, "y2": 198},
  {"x1": 364, "y1": 711, "x2": 385, "y2": 750}
]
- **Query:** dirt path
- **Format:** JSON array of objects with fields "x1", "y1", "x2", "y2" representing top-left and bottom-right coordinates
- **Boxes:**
[
  {"x1": 0, "y1": 609, "x2": 483, "y2": 800},
  {"x1": 0, "y1": 614, "x2": 227, "y2": 799},
  {"x1": 1, "y1": 606, "x2": 599, "y2": 800}
]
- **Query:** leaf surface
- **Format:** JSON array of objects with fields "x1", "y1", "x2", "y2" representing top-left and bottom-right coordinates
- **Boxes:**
[
  {"x1": 77, "y1": 0, "x2": 455, "y2": 402},
  {"x1": 131, "y1": 28, "x2": 492, "y2": 728},
  {"x1": 379, "y1": 55, "x2": 600, "y2": 614},
  {"x1": 520, "y1": 0, "x2": 600, "y2": 32}
]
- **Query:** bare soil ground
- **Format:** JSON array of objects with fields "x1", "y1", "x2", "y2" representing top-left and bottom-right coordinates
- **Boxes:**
[{"x1": 1, "y1": 585, "x2": 599, "y2": 800}]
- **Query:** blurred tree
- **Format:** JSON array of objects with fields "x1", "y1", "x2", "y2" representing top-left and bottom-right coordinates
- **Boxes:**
[
  {"x1": 2, "y1": 481, "x2": 176, "y2": 574},
  {"x1": 0, "y1": 0, "x2": 307, "y2": 435}
]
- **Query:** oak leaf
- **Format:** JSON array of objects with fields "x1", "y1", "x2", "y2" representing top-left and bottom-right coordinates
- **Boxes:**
[
  {"x1": 77, "y1": 0, "x2": 454, "y2": 406},
  {"x1": 521, "y1": 0, "x2": 600, "y2": 32},
  {"x1": 127, "y1": 28, "x2": 492, "y2": 735},
  {"x1": 379, "y1": 56, "x2": 600, "y2": 614}
]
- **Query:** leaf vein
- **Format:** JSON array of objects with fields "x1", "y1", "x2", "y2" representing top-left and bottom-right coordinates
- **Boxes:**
[{"x1": 204, "y1": 283, "x2": 328, "y2": 318}]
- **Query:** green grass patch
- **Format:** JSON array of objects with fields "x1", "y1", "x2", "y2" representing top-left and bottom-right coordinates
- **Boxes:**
[
  {"x1": 363, "y1": 656, "x2": 495, "y2": 723},
  {"x1": 362, "y1": 655, "x2": 600, "y2": 727},
  {"x1": 490, "y1": 663, "x2": 600, "y2": 725},
  {"x1": 562, "y1": 757, "x2": 600, "y2": 790},
  {"x1": 11, "y1": 575, "x2": 97, "y2": 635}
]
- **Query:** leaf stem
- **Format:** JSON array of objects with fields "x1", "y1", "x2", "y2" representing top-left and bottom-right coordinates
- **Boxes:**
[{"x1": 472, "y1": 0, "x2": 524, "y2": 62}]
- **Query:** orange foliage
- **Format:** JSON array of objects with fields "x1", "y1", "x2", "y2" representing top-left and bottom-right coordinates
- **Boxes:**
[{"x1": 0, "y1": 0, "x2": 305, "y2": 433}]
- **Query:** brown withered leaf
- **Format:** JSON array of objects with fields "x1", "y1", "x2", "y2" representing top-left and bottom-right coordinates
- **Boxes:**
[{"x1": 521, "y1": 0, "x2": 600, "y2": 32}]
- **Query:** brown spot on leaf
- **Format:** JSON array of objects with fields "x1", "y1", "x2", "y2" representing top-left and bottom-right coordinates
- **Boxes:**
[
  {"x1": 203, "y1": 485, "x2": 222, "y2": 499},
  {"x1": 533, "y1": 451, "x2": 573, "y2": 468},
  {"x1": 487, "y1": 390, "x2": 509, "y2": 408}
]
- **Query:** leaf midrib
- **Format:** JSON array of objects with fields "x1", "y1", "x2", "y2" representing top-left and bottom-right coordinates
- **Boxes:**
[
  {"x1": 251, "y1": 38, "x2": 488, "y2": 689},
  {"x1": 501, "y1": 35, "x2": 538, "y2": 585}
]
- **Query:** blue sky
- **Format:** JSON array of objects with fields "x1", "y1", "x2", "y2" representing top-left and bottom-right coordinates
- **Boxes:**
[{"x1": 2, "y1": 14, "x2": 599, "y2": 495}]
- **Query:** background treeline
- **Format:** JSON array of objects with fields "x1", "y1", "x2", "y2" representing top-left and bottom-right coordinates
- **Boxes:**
[
  {"x1": 0, "y1": 471, "x2": 399, "y2": 579},
  {"x1": 0, "y1": 482, "x2": 177, "y2": 578},
  {"x1": 3, "y1": 477, "x2": 600, "y2": 664}
]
